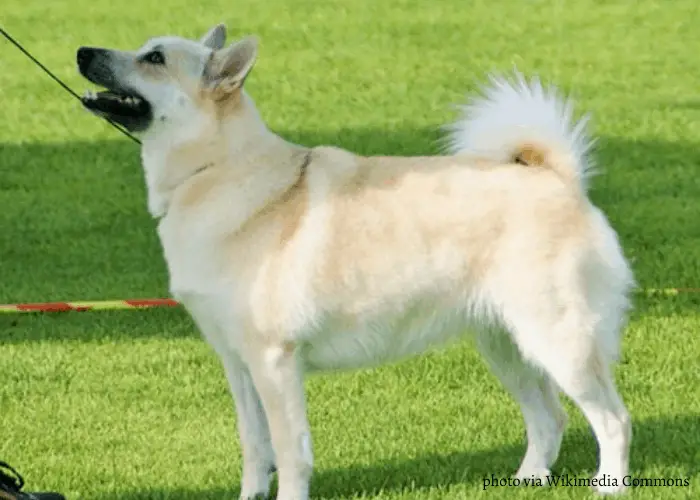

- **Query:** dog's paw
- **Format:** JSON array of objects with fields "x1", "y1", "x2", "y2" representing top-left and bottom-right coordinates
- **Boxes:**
[
  {"x1": 239, "y1": 462, "x2": 275, "y2": 499},
  {"x1": 514, "y1": 467, "x2": 551, "y2": 484},
  {"x1": 239, "y1": 481, "x2": 271, "y2": 499}
]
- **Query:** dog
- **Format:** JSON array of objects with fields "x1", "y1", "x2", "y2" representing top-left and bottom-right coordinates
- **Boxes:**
[{"x1": 77, "y1": 23, "x2": 635, "y2": 499}]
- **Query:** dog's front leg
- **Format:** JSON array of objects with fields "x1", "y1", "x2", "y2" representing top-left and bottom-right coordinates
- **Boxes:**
[
  {"x1": 221, "y1": 351, "x2": 277, "y2": 499},
  {"x1": 245, "y1": 341, "x2": 312, "y2": 500}
]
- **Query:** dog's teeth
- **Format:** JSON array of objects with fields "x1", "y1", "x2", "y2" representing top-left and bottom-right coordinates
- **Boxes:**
[{"x1": 82, "y1": 90, "x2": 96, "y2": 100}]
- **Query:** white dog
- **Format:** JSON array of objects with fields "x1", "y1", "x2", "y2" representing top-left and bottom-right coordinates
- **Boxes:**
[{"x1": 77, "y1": 23, "x2": 634, "y2": 499}]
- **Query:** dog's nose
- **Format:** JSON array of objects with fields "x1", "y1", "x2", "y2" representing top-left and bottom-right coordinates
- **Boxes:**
[{"x1": 77, "y1": 47, "x2": 96, "y2": 72}]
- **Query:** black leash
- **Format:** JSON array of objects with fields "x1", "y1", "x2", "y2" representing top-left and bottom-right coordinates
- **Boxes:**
[{"x1": 0, "y1": 26, "x2": 141, "y2": 145}]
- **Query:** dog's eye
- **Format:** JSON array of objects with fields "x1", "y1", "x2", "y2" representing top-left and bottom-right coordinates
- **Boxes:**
[{"x1": 143, "y1": 50, "x2": 166, "y2": 65}]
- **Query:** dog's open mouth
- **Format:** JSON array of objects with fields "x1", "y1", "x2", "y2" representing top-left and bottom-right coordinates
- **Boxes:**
[{"x1": 81, "y1": 89, "x2": 150, "y2": 118}]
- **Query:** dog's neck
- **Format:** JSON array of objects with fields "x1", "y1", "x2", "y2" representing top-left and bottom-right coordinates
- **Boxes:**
[{"x1": 139, "y1": 92, "x2": 294, "y2": 219}]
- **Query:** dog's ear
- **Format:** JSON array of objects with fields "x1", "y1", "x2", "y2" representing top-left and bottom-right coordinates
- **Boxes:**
[
  {"x1": 203, "y1": 36, "x2": 258, "y2": 95},
  {"x1": 200, "y1": 23, "x2": 227, "y2": 50}
]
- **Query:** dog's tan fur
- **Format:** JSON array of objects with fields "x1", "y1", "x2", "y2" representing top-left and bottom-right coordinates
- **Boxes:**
[{"x1": 78, "y1": 23, "x2": 635, "y2": 500}]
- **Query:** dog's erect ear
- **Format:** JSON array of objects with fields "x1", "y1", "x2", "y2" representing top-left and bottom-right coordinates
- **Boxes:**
[
  {"x1": 200, "y1": 23, "x2": 227, "y2": 50},
  {"x1": 204, "y1": 36, "x2": 258, "y2": 95}
]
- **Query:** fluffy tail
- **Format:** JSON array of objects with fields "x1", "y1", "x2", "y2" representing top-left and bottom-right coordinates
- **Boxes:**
[{"x1": 443, "y1": 71, "x2": 595, "y2": 191}]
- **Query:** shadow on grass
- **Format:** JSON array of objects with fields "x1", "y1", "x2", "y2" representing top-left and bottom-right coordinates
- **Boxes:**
[
  {"x1": 1, "y1": 127, "x2": 700, "y2": 345},
  {"x1": 95, "y1": 414, "x2": 698, "y2": 499}
]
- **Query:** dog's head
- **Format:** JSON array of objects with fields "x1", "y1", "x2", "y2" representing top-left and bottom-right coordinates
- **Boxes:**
[{"x1": 76, "y1": 24, "x2": 257, "y2": 136}]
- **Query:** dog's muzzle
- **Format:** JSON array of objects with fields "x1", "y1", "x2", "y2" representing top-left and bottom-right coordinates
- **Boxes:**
[{"x1": 76, "y1": 46, "x2": 152, "y2": 132}]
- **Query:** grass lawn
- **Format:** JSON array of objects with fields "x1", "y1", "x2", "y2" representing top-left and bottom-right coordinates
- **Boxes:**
[{"x1": 2, "y1": 0, "x2": 700, "y2": 498}]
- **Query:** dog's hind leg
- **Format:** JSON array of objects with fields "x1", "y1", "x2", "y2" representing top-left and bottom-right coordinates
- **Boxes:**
[
  {"x1": 524, "y1": 335, "x2": 629, "y2": 494},
  {"x1": 500, "y1": 282, "x2": 631, "y2": 494},
  {"x1": 475, "y1": 328, "x2": 567, "y2": 480},
  {"x1": 244, "y1": 340, "x2": 313, "y2": 500},
  {"x1": 221, "y1": 351, "x2": 277, "y2": 500}
]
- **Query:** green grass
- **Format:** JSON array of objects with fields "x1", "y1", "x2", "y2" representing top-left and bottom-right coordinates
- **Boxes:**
[{"x1": 1, "y1": 0, "x2": 700, "y2": 498}]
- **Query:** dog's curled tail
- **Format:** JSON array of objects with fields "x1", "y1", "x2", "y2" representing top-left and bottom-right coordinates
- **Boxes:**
[{"x1": 443, "y1": 71, "x2": 595, "y2": 191}]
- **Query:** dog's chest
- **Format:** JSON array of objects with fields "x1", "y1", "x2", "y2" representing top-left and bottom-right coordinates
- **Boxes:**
[
  {"x1": 156, "y1": 217, "x2": 248, "y2": 352},
  {"x1": 178, "y1": 290, "x2": 245, "y2": 355},
  {"x1": 157, "y1": 215, "x2": 225, "y2": 292}
]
